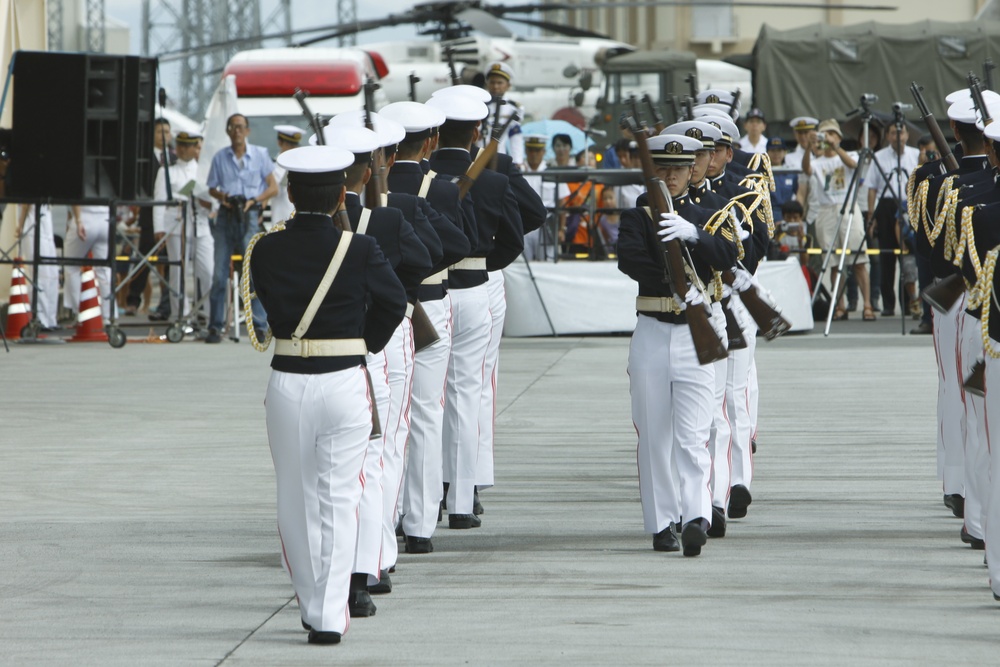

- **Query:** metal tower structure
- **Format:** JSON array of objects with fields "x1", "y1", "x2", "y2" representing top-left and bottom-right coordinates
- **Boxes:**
[
  {"x1": 336, "y1": 0, "x2": 356, "y2": 46},
  {"x1": 85, "y1": 0, "x2": 107, "y2": 52},
  {"x1": 143, "y1": 0, "x2": 274, "y2": 118},
  {"x1": 47, "y1": 0, "x2": 64, "y2": 51}
]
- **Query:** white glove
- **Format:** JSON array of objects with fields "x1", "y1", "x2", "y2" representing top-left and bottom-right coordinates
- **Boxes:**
[
  {"x1": 721, "y1": 283, "x2": 733, "y2": 299},
  {"x1": 738, "y1": 226, "x2": 751, "y2": 241},
  {"x1": 680, "y1": 285, "x2": 704, "y2": 311},
  {"x1": 657, "y1": 212, "x2": 699, "y2": 244},
  {"x1": 710, "y1": 302, "x2": 728, "y2": 346},
  {"x1": 732, "y1": 268, "x2": 754, "y2": 293}
]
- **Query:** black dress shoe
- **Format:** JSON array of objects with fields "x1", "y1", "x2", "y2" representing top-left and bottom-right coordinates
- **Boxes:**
[
  {"x1": 652, "y1": 525, "x2": 680, "y2": 552},
  {"x1": 473, "y1": 487, "x2": 484, "y2": 516},
  {"x1": 449, "y1": 513, "x2": 481, "y2": 529},
  {"x1": 205, "y1": 328, "x2": 222, "y2": 344},
  {"x1": 301, "y1": 619, "x2": 312, "y2": 631},
  {"x1": 944, "y1": 494, "x2": 965, "y2": 518},
  {"x1": 348, "y1": 589, "x2": 377, "y2": 617},
  {"x1": 405, "y1": 536, "x2": 434, "y2": 553},
  {"x1": 993, "y1": 590, "x2": 1000, "y2": 601},
  {"x1": 681, "y1": 519, "x2": 708, "y2": 557},
  {"x1": 395, "y1": 522, "x2": 405, "y2": 538},
  {"x1": 307, "y1": 629, "x2": 341, "y2": 645},
  {"x1": 751, "y1": 438, "x2": 757, "y2": 455},
  {"x1": 441, "y1": 482, "x2": 449, "y2": 512},
  {"x1": 910, "y1": 321, "x2": 933, "y2": 335},
  {"x1": 707, "y1": 506, "x2": 727, "y2": 538},
  {"x1": 728, "y1": 485, "x2": 752, "y2": 519},
  {"x1": 961, "y1": 526, "x2": 986, "y2": 550},
  {"x1": 369, "y1": 570, "x2": 392, "y2": 595}
]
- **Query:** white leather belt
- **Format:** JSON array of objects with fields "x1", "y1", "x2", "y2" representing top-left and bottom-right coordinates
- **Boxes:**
[
  {"x1": 636, "y1": 296, "x2": 682, "y2": 314},
  {"x1": 421, "y1": 269, "x2": 448, "y2": 285},
  {"x1": 405, "y1": 303, "x2": 415, "y2": 318},
  {"x1": 450, "y1": 257, "x2": 487, "y2": 271},
  {"x1": 273, "y1": 337, "x2": 367, "y2": 358}
]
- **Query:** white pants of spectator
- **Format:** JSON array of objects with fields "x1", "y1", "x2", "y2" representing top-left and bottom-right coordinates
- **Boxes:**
[
  {"x1": 64, "y1": 208, "x2": 113, "y2": 322},
  {"x1": 982, "y1": 350, "x2": 1000, "y2": 597},
  {"x1": 18, "y1": 207, "x2": 58, "y2": 328},
  {"x1": 443, "y1": 283, "x2": 491, "y2": 516},
  {"x1": 401, "y1": 296, "x2": 452, "y2": 539},
  {"x1": 476, "y1": 271, "x2": 506, "y2": 490},
  {"x1": 934, "y1": 296, "x2": 967, "y2": 495},
  {"x1": 265, "y1": 367, "x2": 370, "y2": 635},
  {"x1": 629, "y1": 315, "x2": 714, "y2": 534},
  {"x1": 727, "y1": 294, "x2": 757, "y2": 492},
  {"x1": 379, "y1": 318, "x2": 414, "y2": 572},
  {"x1": 960, "y1": 311, "x2": 989, "y2": 541},
  {"x1": 164, "y1": 231, "x2": 214, "y2": 319},
  {"x1": 709, "y1": 352, "x2": 732, "y2": 511},
  {"x1": 354, "y1": 346, "x2": 390, "y2": 585}
]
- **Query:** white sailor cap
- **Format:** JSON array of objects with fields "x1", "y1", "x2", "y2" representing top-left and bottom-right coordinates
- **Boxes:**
[
  {"x1": 276, "y1": 145, "x2": 354, "y2": 185},
  {"x1": 486, "y1": 61, "x2": 514, "y2": 81},
  {"x1": 697, "y1": 89, "x2": 737, "y2": 108},
  {"x1": 326, "y1": 110, "x2": 406, "y2": 148},
  {"x1": 274, "y1": 124, "x2": 304, "y2": 144},
  {"x1": 174, "y1": 130, "x2": 203, "y2": 145},
  {"x1": 425, "y1": 93, "x2": 489, "y2": 122},
  {"x1": 664, "y1": 120, "x2": 722, "y2": 150},
  {"x1": 378, "y1": 101, "x2": 447, "y2": 139},
  {"x1": 948, "y1": 99, "x2": 980, "y2": 125},
  {"x1": 648, "y1": 134, "x2": 701, "y2": 166},
  {"x1": 312, "y1": 125, "x2": 380, "y2": 163},
  {"x1": 789, "y1": 116, "x2": 819, "y2": 131},
  {"x1": 694, "y1": 101, "x2": 739, "y2": 121},
  {"x1": 525, "y1": 134, "x2": 549, "y2": 149},
  {"x1": 984, "y1": 118, "x2": 1000, "y2": 142},
  {"x1": 947, "y1": 89, "x2": 1000, "y2": 106},
  {"x1": 430, "y1": 84, "x2": 493, "y2": 104},
  {"x1": 693, "y1": 112, "x2": 739, "y2": 146}
]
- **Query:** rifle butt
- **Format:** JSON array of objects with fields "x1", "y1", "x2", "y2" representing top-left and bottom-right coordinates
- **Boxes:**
[
  {"x1": 411, "y1": 301, "x2": 441, "y2": 353},
  {"x1": 688, "y1": 305, "x2": 729, "y2": 365},
  {"x1": 739, "y1": 287, "x2": 791, "y2": 340},
  {"x1": 921, "y1": 274, "x2": 965, "y2": 313},
  {"x1": 964, "y1": 360, "x2": 986, "y2": 397},
  {"x1": 722, "y1": 298, "x2": 747, "y2": 350}
]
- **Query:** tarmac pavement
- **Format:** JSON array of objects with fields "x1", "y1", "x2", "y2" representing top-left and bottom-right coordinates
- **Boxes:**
[{"x1": 1, "y1": 317, "x2": 997, "y2": 666}]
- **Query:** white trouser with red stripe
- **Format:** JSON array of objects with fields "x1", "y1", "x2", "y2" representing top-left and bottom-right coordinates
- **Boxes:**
[
  {"x1": 935, "y1": 297, "x2": 967, "y2": 496},
  {"x1": 727, "y1": 294, "x2": 757, "y2": 491},
  {"x1": 379, "y1": 319, "x2": 415, "y2": 571},
  {"x1": 443, "y1": 283, "x2": 491, "y2": 515},
  {"x1": 709, "y1": 352, "x2": 732, "y2": 510},
  {"x1": 960, "y1": 310, "x2": 989, "y2": 540},
  {"x1": 476, "y1": 270, "x2": 506, "y2": 489},
  {"x1": 982, "y1": 350, "x2": 1000, "y2": 596},
  {"x1": 629, "y1": 315, "x2": 715, "y2": 533},
  {"x1": 401, "y1": 296, "x2": 453, "y2": 539},
  {"x1": 265, "y1": 367, "x2": 371, "y2": 635},
  {"x1": 64, "y1": 209, "x2": 113, "y2": 321},
  {"x1": 18, "y1": 208, "x2": 59, "y2": 328}
]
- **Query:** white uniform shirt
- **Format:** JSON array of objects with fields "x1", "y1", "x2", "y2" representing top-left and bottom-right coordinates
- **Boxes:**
[
  {"x1": 866, "y1": 145, "x2": 920, "y2": 201},
  {"x1": 269, "y1": 162, "x2": 294, "y2": 229},
  {"x1": 481, "y1": 98, "x2": 526, "y2": 167},
  {"x1": 784, "y1": 145, "x2": 808, "y2": 171},
  {"x1": 739, "y1": 135, "x2": 769, "y2": 155},
  {"x1": 153, "y1": 158, "x2": 204, "y2": 237}
]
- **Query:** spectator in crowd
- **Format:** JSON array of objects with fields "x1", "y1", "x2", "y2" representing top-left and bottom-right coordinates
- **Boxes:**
[
  {"x1": 739, "y1": 108, "x2": 768, "y2": 154},
  {"x1": 767, "y1": 137, "x2": 799, "y2": 222},
  {"x1": 551, "y1": 134, "x2": 573, "y2": 167},
  {"x1": 614, "y1": 139, "x2": 643, "y2": 210},
  {"x1": 575, "y1": 149, "x2": 597, "y2": 168},
  {"x1": 917, "y1": 134, "x2": 937, "y2": 165},
  {"x1": 595, "y1": 185, "x2": 620, "y2": 249},
  {"x1": 784, "y1": 116, "x2": 819, "y2": 171}
]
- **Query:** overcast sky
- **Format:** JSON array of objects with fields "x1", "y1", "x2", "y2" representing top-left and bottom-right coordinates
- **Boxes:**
[{"x1": 105, "y1": 0, "x2": 535, "y2": 55}]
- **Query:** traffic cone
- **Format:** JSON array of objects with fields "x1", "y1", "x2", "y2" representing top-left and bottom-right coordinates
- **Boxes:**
[
  {"x1": 69, "y1": 266, "x2": 108, "y2": 343},
  {"x1": 4, "y1": 258, "x2": 31, "y2": 340}
]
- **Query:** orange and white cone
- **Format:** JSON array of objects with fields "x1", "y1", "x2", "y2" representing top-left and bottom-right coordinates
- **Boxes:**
[
  {"x1": 69, "y1": 265, "x2": 108, "y2": 343},
  {"x1": 4, "y1": 258, "x2": 31, "y2": 340}
]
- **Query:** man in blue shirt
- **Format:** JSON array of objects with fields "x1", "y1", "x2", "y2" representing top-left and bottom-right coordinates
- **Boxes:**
[
  {"x1": 767, "y1": 136, "x2": 799, "y2": 222},
  {"x1": 206, "y1": 113, "x2": 278, "y2": 343}
]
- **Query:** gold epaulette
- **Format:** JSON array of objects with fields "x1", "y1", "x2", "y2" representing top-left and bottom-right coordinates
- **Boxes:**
[
  {"x1": 241, "y1": 219, "x2": 288, "y2": 352},
  {"x1": 747, "y1": 152, "x2": 776, "y2": 192},
  {"x1": 940, "y1": 184, "x2": 963, "y2": 261},
  {"x1": 905, "y1": 170, "x2": 918, "y2": 223},
  {"x1": 978, "y1": 245, "x2": 1000, "y2": 358},
  {"x1": 935, "y1": 175, "x2": 958, "y2": 219},
  {"x1": 953, "y1": 204, "x2": 984, "y2": 281}
]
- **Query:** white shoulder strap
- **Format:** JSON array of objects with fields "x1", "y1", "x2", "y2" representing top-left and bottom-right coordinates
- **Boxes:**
[
  {"x1": 357, "y1": 208, "x2": 373, "y2": 235},
  {"x1": 427, "y1": 169, "x2": 437, "y2": 179},
  {"x1": 380, "y1": 192, "x2": 388, "y2": 207},
  {"x1": 418, "y1": 173, "x2": 433, "y2": 199},
  {"x1": 292, "y1": 232, "x2": 354, "y2": 341}
]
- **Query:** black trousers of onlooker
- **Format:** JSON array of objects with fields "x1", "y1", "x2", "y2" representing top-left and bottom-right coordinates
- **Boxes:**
[{"x1": 874, "y1": 198, "x2": 902, "y2": 313}]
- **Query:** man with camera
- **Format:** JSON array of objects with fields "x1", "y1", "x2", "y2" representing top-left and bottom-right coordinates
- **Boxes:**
[
  {"x1": 867, "y1": 112, "x2": 920, "y2": 318},
  {"x1": 207, "y1": 113, "x2": 278, "y2": 343}
]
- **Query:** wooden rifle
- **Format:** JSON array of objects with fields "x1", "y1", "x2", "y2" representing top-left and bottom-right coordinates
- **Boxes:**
[
  {"x1": 294, "y1": 87, "x2": 351, "y2": 232},
  {"x1": 623, "y1": 102, "x2": 726, "y2": 365},
  {"x1": 408, "y1": 72, "x2": 420, "y2": 102},
  {"x1": 444, "y1": 45, "x2": 461, "y2": 86},
  {"x1": 456, "y1": 109, "x2": 520, "y2": 199},
  {"x1": 643, "y1": 93, "x2": 665, "y2": 134},
  {"x1": 910, "y1": 81, "x2": 964, "y2": 312},
  {"x1": 728, "y1": 88, "x2": 742, "y2": 116},
  {"x1": 667, "y1": 94, "x2": 681, "y2": 125},
  {"x1": 721, "y1": 265, "x2": 791, "y2": 341},
  {"x1": 985, "y1": 59, "x2": 996, "y2": 92},
  {"x1": 684, "y1": 72, "x2": 698, "y2": 120},
  {"x1": 969, "y1": 72, "x2": 992, "y2": 127}
]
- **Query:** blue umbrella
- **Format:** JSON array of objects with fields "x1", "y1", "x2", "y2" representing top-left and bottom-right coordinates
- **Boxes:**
[{"x1": 521, "y1": 119, "x2": 595, "y2": 162}]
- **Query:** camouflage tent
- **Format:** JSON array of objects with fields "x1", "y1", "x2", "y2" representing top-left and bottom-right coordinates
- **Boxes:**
[{"x1": 740, "y1": 20, "x2": 1000, "y2": 131}]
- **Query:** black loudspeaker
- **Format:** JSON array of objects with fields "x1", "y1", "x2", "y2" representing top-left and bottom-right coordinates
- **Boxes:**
[{"x1": 9, "y1": 51, "x2": 157, "y2": 201}]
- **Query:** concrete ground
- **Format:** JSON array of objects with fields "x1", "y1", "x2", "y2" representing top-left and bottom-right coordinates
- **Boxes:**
[{"x1": 1, "y1": 314, "x2": 995, "y2": 666}]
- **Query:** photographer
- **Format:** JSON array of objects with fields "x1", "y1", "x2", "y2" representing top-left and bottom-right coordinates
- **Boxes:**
[
  {"x1": 206, "y1": 113, "x2": 278, "y2": 343},
  {"x1": 866, "y1": 110, "x2": 920, "y2": 318}
]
